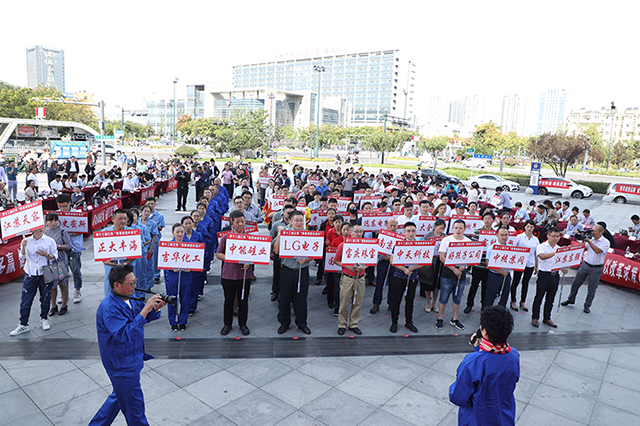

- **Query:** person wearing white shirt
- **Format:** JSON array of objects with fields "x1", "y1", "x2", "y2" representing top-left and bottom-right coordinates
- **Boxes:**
[
  {"x1": 27, "y1": 169, "x2": 39, "y2": 190},
  {"x1": 561, "y1": 224, "x2": 610, "y2": 313},
  {"x1": 122, "y1": 172, "x2": 136, "y2": 192},
  {"x1": 513, "y1": 202, "x2": 529, "y2": 221},
  {"x1": 484, "y1": 228, "x2": 512, "y2": 308},
  {"x1": 531, "y1": 227, "x2": 567, "y2": 328},
  {"x1": 10, "y1": 228, "x2": 58, "y2": 336},
  {"x1": 565, "y1": 215, "x2": 583, "y2": 235},
  {"x1": 478, "y1": 187, "x2": 491, "y2": 202},
  {"x1": 629, "y1": 215, "x2": 640, "y2": 237},
  {"x1": 559, "y1": 201, "x2": 571, "y2": 221},
  {"x1": 510, "y1": 220, "x2": 539, "y2": 312},
  {"x1": 50, "y1": 176, "x2": 64, "y2": 191},
  {"x1": 396, "y1": 201, "x2": 415, "y2": 227}
]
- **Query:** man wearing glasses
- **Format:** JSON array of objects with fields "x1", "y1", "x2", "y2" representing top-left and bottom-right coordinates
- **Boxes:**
[
  {"x1": 531, "y1": 228, "x2": 568, "y2": 328},
  {"x1": 273, "y1": 210, "x2": 312, "y2": 335},
  {"x1": 90, "y1": 264, "x2": 166, "y2": 425}
]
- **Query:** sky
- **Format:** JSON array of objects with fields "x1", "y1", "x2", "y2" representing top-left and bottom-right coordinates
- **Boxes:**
[{"x1": 1, "y1": 0, "x2": 638, "y2": 122}]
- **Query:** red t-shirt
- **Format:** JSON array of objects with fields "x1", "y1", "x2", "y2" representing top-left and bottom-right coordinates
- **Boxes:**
[
  {"x1": 326, "y1": 227, "x2": 340, "y2": 246},
  {"x1": 330, "y1": 236, "x2": 344, "y2": 248},
  {"x1": 334, "y1": 242, "x2": 365, "y2": 277}
]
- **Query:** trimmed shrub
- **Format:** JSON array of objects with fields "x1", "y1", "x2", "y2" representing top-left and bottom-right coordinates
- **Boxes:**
[{"x1": 174, "y1": 145, "x2": 198, "y2": 158}]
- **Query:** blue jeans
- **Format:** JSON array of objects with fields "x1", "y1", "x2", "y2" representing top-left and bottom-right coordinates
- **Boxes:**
[
  {"x1": 90, "y1": 374, "x2": 149, "y2": 426},
  {"x1": 373, "y1": 261, "x2": 395, "y2": 306},
  {"x1": 439, "y1": 276, "x2": 466, "y2": 306},
  {"x1": 68, "y1": 251, "x2": 82, "y2": 290},
  {"x1": 19, "y1": 275, "x2": 54, "y2": 326},
  {"x1": 8, "y1": 180, "x2": 17, "y2": 200}
]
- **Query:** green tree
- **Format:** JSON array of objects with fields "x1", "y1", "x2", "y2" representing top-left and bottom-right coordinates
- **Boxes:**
[
  {"x1": 420, "y1": 137, "x2": 448, "y2": 169},
  {"x1": 578, "y1": 123, "x2": 606, "y2": 166},
  {"x1": 363, "y1": 133, "x2": 397, "y2": 164},
  {"x1": 527, "y1": 132, "x2": 588, "y2": 177},
  {"x1": 469, "y1": 121, "x2": 506, "y2": 155}
]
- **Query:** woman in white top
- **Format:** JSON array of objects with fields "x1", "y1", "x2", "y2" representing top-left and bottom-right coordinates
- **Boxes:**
[
  {"x1": 24, "y1": 180, "x2": 38, "y2": 201},
  {"x1": 510, "y1": 219, "x2": 539, "y2": 312}
]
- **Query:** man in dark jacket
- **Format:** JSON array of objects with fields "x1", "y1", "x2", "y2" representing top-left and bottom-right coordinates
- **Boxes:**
[
  {"x1": 47, "y1": 162, "x2": 58, "y2": 187},
  {"x1": 175, "y1": 165, "x2": 190, "y2": 211}
]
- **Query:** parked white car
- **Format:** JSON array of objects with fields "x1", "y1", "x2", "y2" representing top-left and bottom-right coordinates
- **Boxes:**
[
  {"x1": 537, "y1": 177, "x2": 592, "y2": 199},
  {"x1": 606, "y1": 182, "x2": 640, "y2": 204},
  {"x1": 467, "y1": 174, "x2": 520, "y2": 192}
]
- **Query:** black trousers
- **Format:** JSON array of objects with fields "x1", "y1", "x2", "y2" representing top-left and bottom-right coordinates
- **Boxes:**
[
  {"x1": 222, "y1": 278, "x2": 250, "y2": 326},
  {"x1": 366, "y1": 265, "x2": 375, "y2": 286},
  {"x1": 466, "y1": 267, "x2": 488, "y2": 308},
  {"x1": 511, "y1": 266, "x2": 535, "y2": 304},
  {"x1": 272, "y1": 255, "x2": 281, "y2": 296},
  {"x1": 532, "y1": 271, "x2": 559, "y2": 321},
  {"x1": 278, "y1": 266, "x2": 309, "y2": 327},
  {"x1": 391, "y1": 276, "x2": 418, "y2": 325},
  {"x1": 484, "y1": 272, "x2": 511, "y2": 308},
  {"x1": 177, "y1": 186, "x2": 188, "y2": 210},
  {"x1": 195, "y1": 186, "x2": 204, "y2": 203}
]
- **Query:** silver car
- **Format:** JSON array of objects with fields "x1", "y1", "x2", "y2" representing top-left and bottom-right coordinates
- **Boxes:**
[
  {"x1": 607, "y1": 182, "x2": 640, "y2": 204},
  {"x1": 467, "y1": 174, "x2": 520, "y2": 192}
]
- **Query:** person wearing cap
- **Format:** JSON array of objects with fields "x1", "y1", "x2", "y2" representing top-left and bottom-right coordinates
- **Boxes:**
[
  {"x1": 451, "y1": 202, "x2": 467, "y2": 217},
  {"x1": 175, "y1": 165, "x2": 190, "y2": 211}
]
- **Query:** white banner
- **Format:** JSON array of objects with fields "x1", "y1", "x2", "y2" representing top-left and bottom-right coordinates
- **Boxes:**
[
  {"x1": 45, "y1": 211, "x2": 89, "y2": 234},
  {"x1": 361, "y1": 212, "x2": 393, "y2": 233},
  {"x1": 427, "y1": 235, "x2": 445, "y2": 254},
  {"x1": 353, "y1": 191, "x2": 366, "y2": 206},
  {"x1": 324, "y1": 246, "x2": 341, "y2": 272},
  {"x1": 336, "y1": 197, "x2": 351, "y2": 211},
  {"x1": 414, "y1": 216, "x2": 439, "y2": 237},
  {"x1": 359, "y1": 195, "x2": 382, "y2": 208},
  {"x1": 490, "y1": 195, "x2": 501, "y2": 207},
  {"x1": 377, "y1": 229, "x2": 405, "y2": 255},
  {"x1": 392, "y1": 240, "x2": 436, "y2": 266},
  {"x1": 94, "y1": 229, "x2": 142, "y2": 261},
  {"x1": 244, "y1": 226, "x2": 259, "y2": 234},
  {"x1": 551, "y1": 244, "x2": 585, "y2": 271},
  {"x1": 341, "y1": 238, "x2": 379, "y2": 266},
  {"x1": 487, "y1": 245, "x2": 531, "y2": 271},
  {"x1": 158, "y1": 241, "x2": 205, "y2": 271},
  {"x1": 224, "y1": 234, "x2": 272, "y2": 265},
  {"x1": 271, "y1": 195, "x2": 286, "y2": 211},
  {"x1": 443, "y1": 241, "x2": 485, "y2": 266},
  {"x1": 279, "y1": 230, "x2": 325, "y2": 259},
  {"x1": 451, "y1": 214, "x2": 483, "y2": 235},
  {"x1": 1, "y1": 200, "x2": 45, "y2": 240},
  {"x1": 259, "y1": 176, "x2": 274, "y2": 186},
  {"x1": 310, "y1": 209, "x2": 326, "y2": 228},
  {"x1": 296, "y1": 202, "x2": 307, "y2": 213},
  {"x1": 477, "y1": 230, "x2": 517, "y2": 250}
]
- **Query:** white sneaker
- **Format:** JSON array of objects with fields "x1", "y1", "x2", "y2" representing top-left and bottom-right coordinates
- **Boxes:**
[
  {"x1": 41, "y1": 319, "x2": 51, "y2": 331},
  {"x1": 10, "y1": 324, "x2": 30, "y2": 336},
  {"x1": 73, "y1": 290, "x2": 82, "y2": 303}
]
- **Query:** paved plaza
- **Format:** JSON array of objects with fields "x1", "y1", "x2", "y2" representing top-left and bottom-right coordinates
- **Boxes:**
[{"x1": 1, "y1": 178, "x2": 640, "y2": 425}]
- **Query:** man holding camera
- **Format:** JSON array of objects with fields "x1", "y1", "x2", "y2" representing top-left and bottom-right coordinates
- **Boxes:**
[
  {"x1": 90, "y1": 264, "x2": 166, "y2": 426},
  {"x1": 561, "y1": 224, "x2": 609, "y2": 314},
  {"x1": 450, "y1": 306, "x2": 520, "y2": 426}
]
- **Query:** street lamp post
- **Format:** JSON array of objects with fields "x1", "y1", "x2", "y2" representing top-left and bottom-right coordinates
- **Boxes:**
[
  {"x1": 607, "y1": 101, "x2": 615, "y2": 172},
  {"x1": 268, "y1": 92, "x2": 275, "y2": 148},
  {"x1": 313, "y1": 65, "x2": 325, "y2": 158},
  {"x1": 172, "y1": 77, "x2": 179, "y2": 144}
]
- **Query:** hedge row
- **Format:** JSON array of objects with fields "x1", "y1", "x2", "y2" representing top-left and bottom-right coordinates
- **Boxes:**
[{"x1": 440, "y1": 168, "x2": 610, "y2": 195}]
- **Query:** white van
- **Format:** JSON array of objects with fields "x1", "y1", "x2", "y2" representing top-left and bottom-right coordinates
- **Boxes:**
[{"x1": 606, "y1": 182, "x2": 640, "y2": 204}]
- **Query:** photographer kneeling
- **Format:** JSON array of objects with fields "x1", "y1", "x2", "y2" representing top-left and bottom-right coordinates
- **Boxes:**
[
  {"x1": 449, "y1": 305, "x2": 520, "y2": 426},
  {"x1": 90, "y1": 264, "x2": 166, "y2": 426}
]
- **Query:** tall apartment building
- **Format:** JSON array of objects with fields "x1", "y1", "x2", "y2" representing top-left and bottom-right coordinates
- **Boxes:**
[
  {"x1": 26, "y1": 46, "x2": 65, "y2": 92},
  {"x1": 232, "y1": 49, "x2": 415, "y2": 127},
  {"x1": 566, "y1": 106, "x2": 640, "y2": 143},
  {"x1": 501, "y1": 94, "x2": 528, "y2": 135},
  {"x1": 537, "y1": 89, "x2": 569, "y2": 134},
  {"x1": 448, "y1": 100, "x2": 465, "y2": 126}
]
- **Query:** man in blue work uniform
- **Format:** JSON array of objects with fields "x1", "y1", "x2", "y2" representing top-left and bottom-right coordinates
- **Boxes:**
[
  {"x1": 449, "y1": 305, "x2": 520, "y2": 426},
  {"x1": 90, "y1": 264, "x2": 166, "y2": 426},
  {"x1": 145, "y1": 197, "x2": 165, "y2": 283}
]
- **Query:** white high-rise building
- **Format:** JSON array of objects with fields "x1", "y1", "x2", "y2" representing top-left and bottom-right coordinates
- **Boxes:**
[
  {"x1": 537, "y1": 89, "x2": 570, "y2": 134},
  {"x1": 232, "y1": 49, "x2": 415, "y2": 127},
  {"x1": 566, "y1": 106, "x2": 640, "y2": 143},
  {"x1": 501, "y1": 94, "x2": 528, "y2": 135},
  {"x1": 26, "y1": 46, "x2": 65, "y2": 92},
  {"x1": 449, "y1": 100, "x2": 465, "y2": 126}
]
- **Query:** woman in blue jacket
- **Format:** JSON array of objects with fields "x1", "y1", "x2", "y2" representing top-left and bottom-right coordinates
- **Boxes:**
[
  {"x1": 164, "y1": 223, "x2": 193, "y2": 332},
  {"x1": 138, "y1": 204, "x2": 159, "y2": 292},
  {"x1": 450, "y1": 305, "x2": 520, "y2": 426},
  {"x1": 127, "y1": 209, "x2": 152, "y2": 298},
  {"x1": 181, "y1": 216, "x2": 205, "y2": 315}
]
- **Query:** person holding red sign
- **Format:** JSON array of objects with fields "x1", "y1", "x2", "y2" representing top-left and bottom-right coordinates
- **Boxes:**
[
  {"x1": 102, "y1": 210, "x2": 135, "y2": 297},
  {"x1": 389, "y1": 222, "x2": 421, "y2": 334},
  {"x1": 333, "y1": 224, "x2": 367, "y2": 335},
  {"x1": 216, "y1": 210, "x2": 254, "y2": 336},
  {"x1": 510, "y1": 220, "x2": 539, "y2": 312},
  {"x1": 164, "y1": 223, "x2": 193, "y2": 332},
  {"x1": 484, "y1": 228, "x2": 513, "y2": 308},
  {"x1": 561, "y1": 224, "x2": 609, "y2": 314},
  {"x1": 56, "y1": 194, "x2": 85, "y2": 304},
  {"x1": 437, "y1": 220, "x2": 470, "y2": 331},
  {"x1": 531, "y1": 228, "x2": 568, "y2": 328},
  {"x1": 465, "y1": 211, "x2": 495, "y2": 314},
  {"x1": 274, "y1": 210, "x2": 312, "y2": 335}
]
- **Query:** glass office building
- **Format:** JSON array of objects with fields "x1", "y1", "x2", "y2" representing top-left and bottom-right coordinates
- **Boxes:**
[
  {"x1": 186, "y1": 85, "x2": 206, "y2": 119},
  {"x1": 26, "y1": 46, "x2": 65, "y2": 92},
  {"x1": 233, "y1": 49, "x2": 415, "y2": 127},
  {"x1": 146, "y1": 99, "x2": 185, "y2": 138}
]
